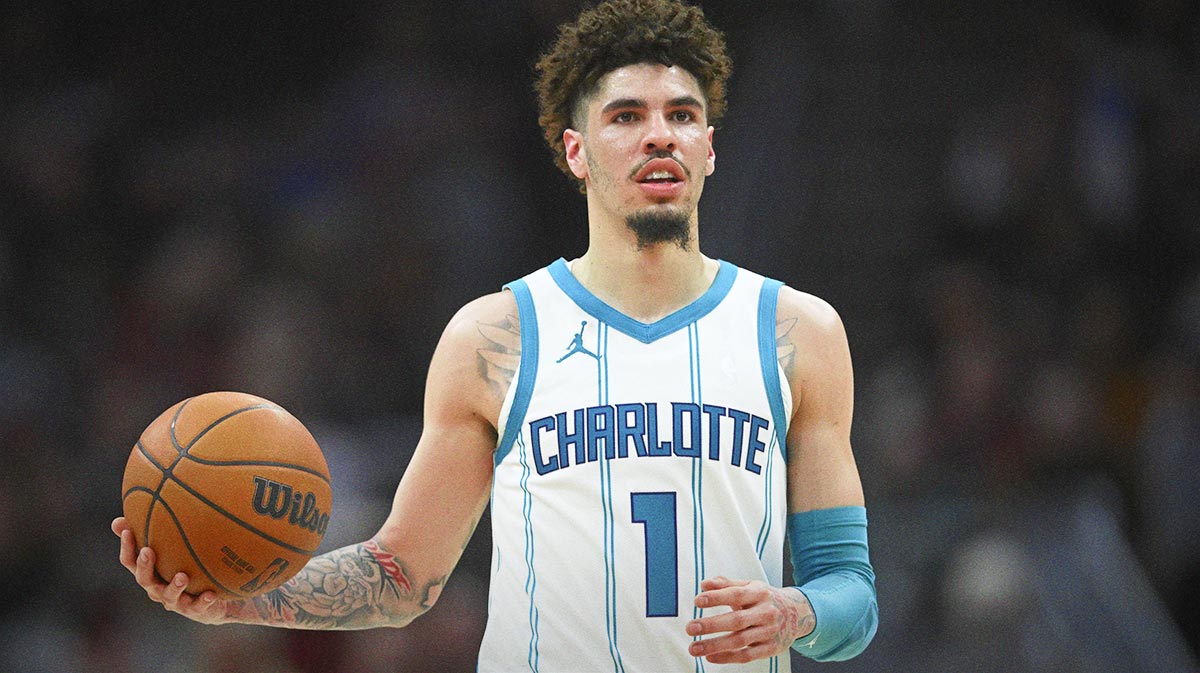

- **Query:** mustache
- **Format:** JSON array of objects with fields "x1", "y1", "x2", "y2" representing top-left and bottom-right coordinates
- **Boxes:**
[{"x1": 629, "y1": 151, "x2": 691, "y2": 180}]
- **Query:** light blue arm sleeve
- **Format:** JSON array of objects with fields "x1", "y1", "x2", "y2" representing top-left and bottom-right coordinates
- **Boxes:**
[{"x1": 788, "y1": 505, "x2": 878, "y2": 661}]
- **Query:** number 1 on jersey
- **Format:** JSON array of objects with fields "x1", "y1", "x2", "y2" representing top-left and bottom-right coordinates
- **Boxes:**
[{"x1": 630, "y1": 491, "x2": 678, "y2": 617}]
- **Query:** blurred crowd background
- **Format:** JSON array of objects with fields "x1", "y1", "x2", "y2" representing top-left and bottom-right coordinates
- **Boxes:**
[{"x1": 1, "y1": 1, "x2": 1198, "y2": 671}]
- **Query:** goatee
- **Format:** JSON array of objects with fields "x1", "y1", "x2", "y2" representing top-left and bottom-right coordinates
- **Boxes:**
[{"x1": 625, "y1": 209, "x2": 692, "y2": 250}]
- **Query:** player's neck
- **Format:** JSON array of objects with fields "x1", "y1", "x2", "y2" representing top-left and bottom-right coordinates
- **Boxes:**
[{"x1": 570, "y1": 239, "x2": 718, "y2": 324}]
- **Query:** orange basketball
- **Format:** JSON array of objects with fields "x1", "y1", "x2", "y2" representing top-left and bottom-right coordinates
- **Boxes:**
[{"x1": 121, "y1": 391, "x2": 332, "y2": 599}]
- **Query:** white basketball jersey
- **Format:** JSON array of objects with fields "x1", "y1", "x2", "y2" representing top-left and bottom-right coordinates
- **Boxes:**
[{"x1": 478, "y1": 258, "x2": 792, "y2": 673}]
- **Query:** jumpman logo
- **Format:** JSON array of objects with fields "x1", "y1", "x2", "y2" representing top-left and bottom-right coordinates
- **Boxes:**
[{"x1": 556, "y1": 320, "x2": 600, "y2": 363}]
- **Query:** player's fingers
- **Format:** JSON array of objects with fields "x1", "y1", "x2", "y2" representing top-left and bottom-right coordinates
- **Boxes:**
[
  {"x1": 172, "y1": 591, "x2": 223, "y2": 624},
  {"x1": 110, "y1": 516, "x2": 128, "y2": 537},
  {"x1": 160, "y1": 572, "x2": 189, "y2": 609},
  {"x1": 695, "y1": 582, "x2": 768, "y2": 610},
  {"x1": 702, "y1": 638, "x2": 780, "y2": 665},
  {"x1": 133, "y1": 547, "x2": 167, "y2": 601},
  {"x1": 691, "y1": 623, "x2": 772, "y2": 657},
  {"x1": 687, "y1": 604, "x2": 763, "y2": 638},
  {"x1": 194, "y1": 591, "x2": 221, "y2": 615},
  {"x1": 118, "y1": 529, "x2": 138, "y2": 573},
  {"x1": 698, "y1": 576, "x2": 747, "y2": 591}
]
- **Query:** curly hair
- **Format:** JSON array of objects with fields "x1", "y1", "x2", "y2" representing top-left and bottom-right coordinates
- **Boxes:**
[{"x1": 534, "y1": 0, "x2": 732, "y2": 190}]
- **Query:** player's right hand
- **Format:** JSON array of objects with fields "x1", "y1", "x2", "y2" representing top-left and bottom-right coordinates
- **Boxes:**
[{"x1": 111, "y1": 516, "x2": 236, "y2": 625}]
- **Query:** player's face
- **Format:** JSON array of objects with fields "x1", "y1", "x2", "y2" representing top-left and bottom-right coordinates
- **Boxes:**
[{"x1": 564, "y1": 63, "x2": 716, "y2": 228}]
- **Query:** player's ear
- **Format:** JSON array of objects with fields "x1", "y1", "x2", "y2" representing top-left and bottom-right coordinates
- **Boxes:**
[
  {"x1": 564, "y1": 129, "x2": 588, "y2": 180},
  {"x1": 705, "y1": 126, "x2": 715, "y2": 176}
]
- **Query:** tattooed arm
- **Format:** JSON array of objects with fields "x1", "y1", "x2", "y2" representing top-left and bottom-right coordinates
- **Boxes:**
[
  {"x1": 217, "y1": 538, "x2": 440, "y2": 629},
  {"x1": 113, "y1": 291, "x2": 517, "y2": 630}
]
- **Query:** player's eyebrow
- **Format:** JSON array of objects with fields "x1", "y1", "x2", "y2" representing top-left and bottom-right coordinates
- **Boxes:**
[
  {"x1": 600, "y1": 97, "x2": 646, "y2": 115},
  {"x1": 600, "y1": 95, "x2": 705, "y2": 115},
  {"x1": 667, "y1": 95, "x2": 704, "y2": 110}
]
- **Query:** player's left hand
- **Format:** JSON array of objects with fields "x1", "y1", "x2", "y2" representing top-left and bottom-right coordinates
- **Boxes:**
[{"x1": 686, "y1": 576, "x2": 815, "y2": 664}]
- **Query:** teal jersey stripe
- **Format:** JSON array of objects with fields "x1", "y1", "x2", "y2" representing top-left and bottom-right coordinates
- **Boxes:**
[
  {"x1": 758, "y1": 278, "x2": 788, "y2": 673},
  {"x1": 598, "y1": 320, "x2": 612, "y2": 659},
  {"x1": 755, "y1": 432, "x2": 777, "y2": 559},
  {"x1": 601, "y1": 454, "x2": 618, "y2": 672},
  {"x1": 547, "y1": 258, "x2": 738, "y2": 344},
  {"x1": 607, "y1": 325, "x2": 626, "y2": 673},
  {"x1": 497, "y1": 279, "x2": 539, "y2": 467},
  {"x1": 515, "y1": 432, "x2": 539, "y2": 672},
  {"x1": 756, "y1": 278, "x2": 789, "y2": 459},
  {"x1": 599, "y1": 330, "x2": 615, "y2": 668},
  {"x1": 597, "y1": 323, "x2": 625, "y2": 673},
  {"x1": 688, "y1": 322, "x2": 707, "y2": 673}
]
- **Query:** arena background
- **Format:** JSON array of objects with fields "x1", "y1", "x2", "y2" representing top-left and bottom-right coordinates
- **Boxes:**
[{"x1": 1, "y1": 1, "x2": 1197, "y2": 671}]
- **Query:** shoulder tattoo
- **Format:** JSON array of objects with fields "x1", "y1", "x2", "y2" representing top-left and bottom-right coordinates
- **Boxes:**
[
  {"x1": 476, "y1": 314, "x2": 521, "y2": 399},
  {"x1": 776, "y1": 317, "x2": 797, "y2": 378}
]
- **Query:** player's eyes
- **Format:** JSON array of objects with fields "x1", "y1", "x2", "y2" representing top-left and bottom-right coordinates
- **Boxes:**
[{"x1": 611, "y1": 110, "x2": 695, "y2": 123}]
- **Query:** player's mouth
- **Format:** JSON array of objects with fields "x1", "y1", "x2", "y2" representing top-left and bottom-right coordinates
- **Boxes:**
[{"x1": 633, "y1": 159, "x2": 688, "y2": 199}]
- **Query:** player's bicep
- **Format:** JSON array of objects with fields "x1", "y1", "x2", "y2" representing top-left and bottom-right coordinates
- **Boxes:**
[
  {"x1": 780, "y1": 291, "x2": 864, "y2": 513},
  {"x1": 374, "y1": 294, "x2": 514, "y2": 586}
]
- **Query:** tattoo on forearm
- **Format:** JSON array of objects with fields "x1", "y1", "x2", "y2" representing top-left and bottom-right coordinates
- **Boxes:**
[
  {"x1": 476, "y1": 314, "x2": 521, "y2": 399},
  {"x1": 775, "y1": 317, "x2": 797, "y2": 378},
  {"x1": 241, "y1": 539, "x2": 445, "y2": 629},
  {"x1": 363, "y1": 538, "x2": 412, "y2": 596},
  {"x1": 774, "y1": 589, "x2": 816, "y2": 648}
]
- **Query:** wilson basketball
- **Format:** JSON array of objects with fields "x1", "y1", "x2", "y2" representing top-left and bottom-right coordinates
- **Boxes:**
[{"x1": 121, "y1": 391, "x2": 332, "y2": 598}]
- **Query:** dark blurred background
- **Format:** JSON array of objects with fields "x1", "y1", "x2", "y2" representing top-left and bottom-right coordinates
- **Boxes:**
[{"x1": 1, "y1": 1, "x2": 1198, "y2": 671}]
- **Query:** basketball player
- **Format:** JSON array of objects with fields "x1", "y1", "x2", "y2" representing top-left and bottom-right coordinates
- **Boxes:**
[{"x1": 113, "y1": 0, "x2": 878, "y2": 668}]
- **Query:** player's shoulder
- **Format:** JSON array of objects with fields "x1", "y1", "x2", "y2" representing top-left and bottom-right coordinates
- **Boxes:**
[
  {"x1": 435, "y1": 290, "x2": 520, "y2": 356},
  {"x1": 427, "y1": 290, "x2": 522, "y2": 421},
  {"x1": 447, "y1": 290, "x2": 520, "y2": 331},
  {"x1": 773, "y1": 285, "x2": 849, "y2": 361},
  {"x1": 776, "y1": 286, "x2": 844, "y2": 336}
]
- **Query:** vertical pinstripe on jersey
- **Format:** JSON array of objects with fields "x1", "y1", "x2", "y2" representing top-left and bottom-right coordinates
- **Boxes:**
[
  {"x1": 597, "y1": 322, "x2": 626, "y2": 673},
  {"x1": 516, "y1": 432, "x2": 540, "y2": 672},
  {"x1": 755, "y1": 432, "x2": 777, "y2": 559},
  {"x1": 756, "y1": 277, "x2": 787, "y2": 673},
  {"x1": 688, "y1": 321, "x2": 707, "y2": 673}
]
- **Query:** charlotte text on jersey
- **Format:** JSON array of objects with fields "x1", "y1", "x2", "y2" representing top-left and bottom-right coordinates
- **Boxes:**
[{"x1": 528, "y1": 402, "x2": 774, "y2": 476}]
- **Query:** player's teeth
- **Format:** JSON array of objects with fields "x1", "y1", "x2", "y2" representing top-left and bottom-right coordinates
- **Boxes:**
[{"x1": 646, "y1": 171, "x2": 674, "y2": 180}]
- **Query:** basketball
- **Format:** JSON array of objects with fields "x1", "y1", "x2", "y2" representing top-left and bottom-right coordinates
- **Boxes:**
[{"x1": 121, "y1": 391, "x2": 332, "y2": 599}]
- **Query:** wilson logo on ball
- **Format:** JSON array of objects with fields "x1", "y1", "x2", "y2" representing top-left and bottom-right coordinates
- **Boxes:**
[{"x1": 251, "y1": 476, "x2": 330, "y2": 535}]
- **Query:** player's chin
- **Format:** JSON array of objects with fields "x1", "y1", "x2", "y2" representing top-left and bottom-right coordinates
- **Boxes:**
[{"x1": 639, "y1": 199, "x2": 688, "y2": 212}]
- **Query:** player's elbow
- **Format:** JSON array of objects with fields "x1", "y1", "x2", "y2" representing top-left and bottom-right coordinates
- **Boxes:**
[
  {"x1": 385, "y1": 581, "x2": 445, "y2": 628},
  {"x1": 384, "y1": 603, "x2": 430, "y2": 629},
  {"x1": 787, "y1": 505, "x2": 879, "y2": 661},
  {"x1": 807, "y1": 591, "x2": 878, "y2": 661}
]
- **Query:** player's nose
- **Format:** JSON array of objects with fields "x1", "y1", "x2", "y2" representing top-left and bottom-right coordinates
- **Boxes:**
[{"x1": 642, "y1": 113, "x2": 677, "y2": 153}]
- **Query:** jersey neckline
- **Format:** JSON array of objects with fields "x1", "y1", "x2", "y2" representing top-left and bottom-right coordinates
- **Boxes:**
[{"x1": 546, "y1": 257, "x2": 738, "y2": 344}]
